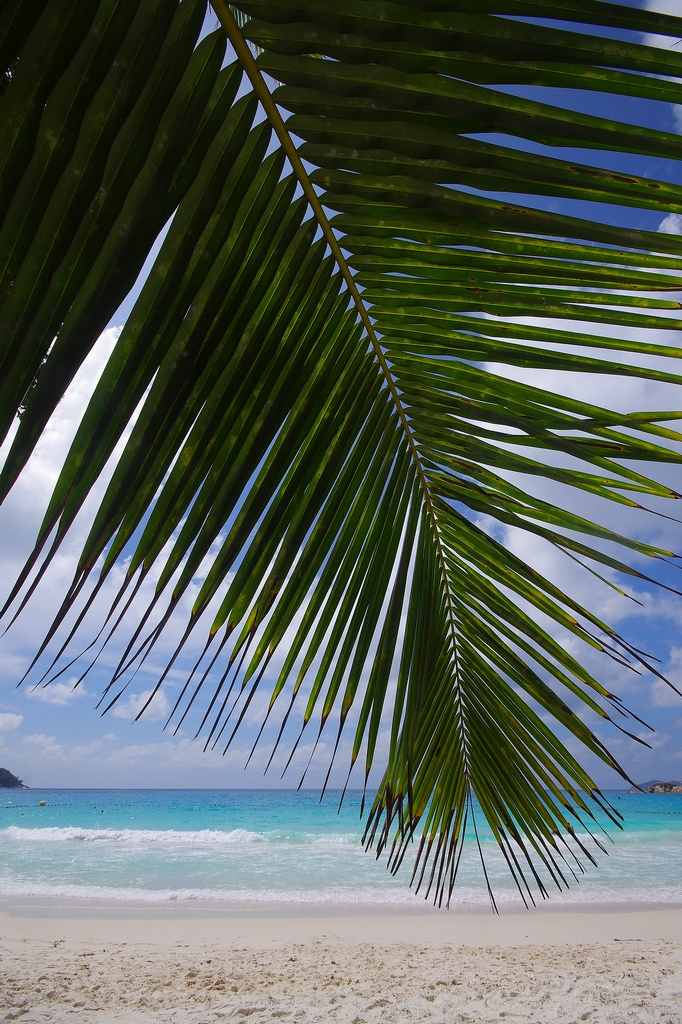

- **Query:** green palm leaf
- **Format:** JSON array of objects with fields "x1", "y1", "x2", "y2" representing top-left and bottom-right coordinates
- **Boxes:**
[{"x1": 1, "y1": 0, "x2": 682, "y2": 906}]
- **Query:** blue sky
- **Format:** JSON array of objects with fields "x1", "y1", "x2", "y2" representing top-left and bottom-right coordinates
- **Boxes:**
[{"x1": 1, "y1": 0, "x2": 682, "y2": 792}]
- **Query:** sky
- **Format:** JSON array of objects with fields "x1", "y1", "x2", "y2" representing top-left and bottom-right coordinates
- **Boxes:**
[{"x1": 1, "y1": 1, "x2": 682, "y2": 792}]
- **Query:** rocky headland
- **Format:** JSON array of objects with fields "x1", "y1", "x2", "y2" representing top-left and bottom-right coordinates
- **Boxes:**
[
  {"x1": 0, "y1": 768, "x2": 27, "y2": 788},
  {"x1": 630, "y1": 779, "x2": 682, "y2": 794}
]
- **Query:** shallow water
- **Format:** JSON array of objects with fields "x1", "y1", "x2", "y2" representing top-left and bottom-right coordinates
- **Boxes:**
[{"x1": 1, "y1": 788, "x2": 680, "y2": 905}]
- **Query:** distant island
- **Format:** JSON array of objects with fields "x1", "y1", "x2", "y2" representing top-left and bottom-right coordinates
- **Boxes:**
[
  {"x1": 0, "y1": 768, "x2": 27, "y2": 789},
  {"x1": 629, "y1": 779, "x2": 682, "y2": 794}
]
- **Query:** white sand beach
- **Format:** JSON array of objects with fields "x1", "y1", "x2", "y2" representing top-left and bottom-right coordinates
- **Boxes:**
[{"x1": 2, "y1": 901, "x2": 681, "y2": 1023}]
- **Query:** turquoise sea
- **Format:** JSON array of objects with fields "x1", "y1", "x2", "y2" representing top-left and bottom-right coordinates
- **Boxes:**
[{"x1": 1, "y1": 789, "x2": 680, "y2": 906}]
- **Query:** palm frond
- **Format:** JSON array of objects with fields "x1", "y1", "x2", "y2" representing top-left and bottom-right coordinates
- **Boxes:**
[{"x1": 1, "y1": 0, "x2": 682, "y2": 905}]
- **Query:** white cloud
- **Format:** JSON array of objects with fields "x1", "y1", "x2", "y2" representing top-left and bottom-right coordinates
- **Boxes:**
[
  {"x1": 70, "y1": 739, "x2": 101, "y2": 757},
  {"x1": 643, "y1": 1, "x2": 682, "y2": 54},
  {"x1": 111, "y1": 687, "x2": 171, "y2": 723},
  {"x1": 26, "y1": 680, "x2": 92, "y2": 706},
  {"x1": 0, "y1": 712, "x2": 22, "y2": 734},
  {"x1": 659, "y1": 213, "x2": 682, "y2": 235},
  {"x1": 651, "y1": 647, "x2": 682, "y2": 707},
  {"x1": 0, "y1": 327, "x2": 126, "y2": 690},
  {"x1": 21, "y1": 733, "x2": 63, "y2": 757},
  {"x1": 643, "y1": 0, "x2": 682, "y2": 17},
  {"x1": 22, "y1": 733, "x2": 57, "y2": 746},
  {"x1": 0, "y1": 327, "x2": 120, "y2": 522},
  {"x1": 651, "y1": 679, "x2": 682, "y2": 708}
]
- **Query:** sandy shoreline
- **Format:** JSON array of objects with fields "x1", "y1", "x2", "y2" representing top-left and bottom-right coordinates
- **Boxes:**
[{"x1": 2, "y1": 901, "x2": 682, "y2": 1022}]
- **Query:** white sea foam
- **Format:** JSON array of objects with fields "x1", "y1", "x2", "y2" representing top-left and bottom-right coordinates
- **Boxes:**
[
  {"x1": 0, "y1": 877, "x2": 416, "y2": 904},
  {"x1": 0, "y1": 873, "x2": 680, "y2": 905},
  {"x1": 1, "y1": 825, "x2": 266, "y2": 845},
  {"x1": 310, "y1": 833, "x2": 358, "y2": 845}
]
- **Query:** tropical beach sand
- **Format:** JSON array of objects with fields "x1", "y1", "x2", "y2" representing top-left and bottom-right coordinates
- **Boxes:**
[{"x1": 1, "y1": 902, "x2": 681, "y2": 1023}]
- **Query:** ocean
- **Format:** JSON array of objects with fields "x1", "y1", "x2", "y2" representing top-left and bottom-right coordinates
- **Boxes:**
[{"x1": 1, "y1": 789, "x2": 680, "y2": 907}]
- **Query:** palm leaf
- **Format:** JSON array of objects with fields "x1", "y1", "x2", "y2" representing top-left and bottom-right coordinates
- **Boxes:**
[{"x1": 2, "y1": 0, "x2": 682, "y2": 906}]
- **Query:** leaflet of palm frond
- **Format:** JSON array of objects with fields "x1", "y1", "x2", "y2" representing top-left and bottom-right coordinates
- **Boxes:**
[{"x1": 245, "y1": 18, "x2": 682, "y2": 105}]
